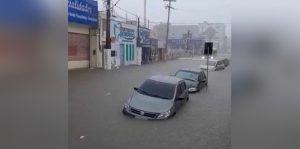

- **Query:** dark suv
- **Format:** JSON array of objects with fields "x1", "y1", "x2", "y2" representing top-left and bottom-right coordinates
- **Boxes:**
[{"x1": 175, "y1": 68, "x2": 207, "y2": 92}]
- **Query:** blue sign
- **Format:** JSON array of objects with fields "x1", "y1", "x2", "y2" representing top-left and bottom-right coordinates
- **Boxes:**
[
  {"x1": 111, "y1": 20, "x2": 136, "y2": 43},
  {"x1": 119, "y1": 27, "x2": 135, "y2": 41},
  {"x1": 0, "y1": 1, "x2": 45, "y2": 28},
  {"x1": 68, "y1": 0, "x2": 98, "y2": 27},
  {"x1": 139, "y1": 27, "x2": 151, "y2": 47}
]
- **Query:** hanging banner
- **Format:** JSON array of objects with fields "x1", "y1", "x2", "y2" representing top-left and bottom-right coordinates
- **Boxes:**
[{"x1": 68, "y1": 0, "x2": 98, "y2": 27}]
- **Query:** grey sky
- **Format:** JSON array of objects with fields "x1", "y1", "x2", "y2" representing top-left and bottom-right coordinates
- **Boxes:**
[{"x1": 98, "y1": 0, "x2": 231, "y2": 35}]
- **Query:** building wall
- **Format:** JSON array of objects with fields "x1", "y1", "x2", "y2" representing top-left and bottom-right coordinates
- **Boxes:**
[
  {"x1": 68, "y1": 23, "x2": 90, "y2": 34},
  {"x1": 153, "y1": 22, "x2": 229, "y2": 54},
  {"x1": 110, "y1": 20, "x2": 138, "y2": 66},
  {"x1": 68, "y1": 24, "x2": 90, "y2": 69},
  {"x1": 198, "y1": 22, "x2": 227, "y2": 53}
]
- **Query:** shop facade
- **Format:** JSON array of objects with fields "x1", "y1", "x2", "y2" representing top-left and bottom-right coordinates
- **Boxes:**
[
  {"x1": 139, "y1": 27, "x2": 151, "y2": 64},
  {"x1": 110, "y1": 20, "x2": 140, "y2": 67},
  {"x1": 68, "y1": 0, "x2": 100, "y2": 69},
  {"x1": 150, "y1": 38, "x2": 159, "y2": 62}
]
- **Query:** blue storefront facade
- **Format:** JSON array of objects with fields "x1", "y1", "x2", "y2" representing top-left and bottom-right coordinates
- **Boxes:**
[
  {"x1": 139, "y1": 27, "x2": 151, "y2": 64},
  {"x1": 68, "y1": 0, "x2": 98, "y2": 27},
  {"x1": 68, "y1": 0, "x2": 99, "y2": 69}
]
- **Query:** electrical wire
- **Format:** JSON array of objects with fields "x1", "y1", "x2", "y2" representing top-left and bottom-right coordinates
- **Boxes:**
[{"x1": 100, "y1": 0, "x2": 230, "y2": 28}]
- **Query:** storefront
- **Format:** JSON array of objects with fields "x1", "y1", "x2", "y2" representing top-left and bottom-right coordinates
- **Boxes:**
[
  {"x1": 110, "y1": 20, "x2": 139, "y2": 67},
  {"x1": 150, "y1": 38, "x2": 159, "y2": 62},
  {"x1": 68, "y1": 0, "x2": 99, "y2": 69},
  {"x1": 139, "y1": 27, "x2": 151, "y2": 64}
]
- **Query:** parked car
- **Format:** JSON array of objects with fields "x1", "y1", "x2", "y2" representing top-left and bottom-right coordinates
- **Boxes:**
[
  {"x1": 221, "y1": 58, "x2": 230, "y2": 67},
  {"x1": 199, "y1": 59, "x2": 225, "y2": 71},
  {"x1": 122, "y1": 75, "x2": 189, "y2": 120},
  {"x1": 174, "y1": 68, "x2": 207, "y2": 93}
]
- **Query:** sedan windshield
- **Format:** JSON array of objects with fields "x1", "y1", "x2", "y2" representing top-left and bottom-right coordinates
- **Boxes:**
[
  {"x1": 175, "y1": 71, "x2": 199, "y2": 82},
  {"x1": 138, "y1": 79, "x2": 176, "y2": 100}
]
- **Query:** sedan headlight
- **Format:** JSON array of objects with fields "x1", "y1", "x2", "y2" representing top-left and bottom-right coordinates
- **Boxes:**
[
  {"x1": 157, "y1": 110, "x2": 171, "y2": 119},
  {"x1": 188, "y1": 87, "x2": 197, "y2": 92},
  {"x1": 124, "y1": 92, "x2": 133, "y2": 110},
  {"x1": 124, "y1": 103, "x2": 130, "y2": 110}
]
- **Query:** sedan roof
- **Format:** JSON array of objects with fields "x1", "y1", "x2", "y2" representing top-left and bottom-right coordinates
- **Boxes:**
[
  {"x1": 149, "y1": 75, "x2": 183, "y2": 85},
  {"x1": 177, "y1": 68, "x2": 204, "y2": 73}
]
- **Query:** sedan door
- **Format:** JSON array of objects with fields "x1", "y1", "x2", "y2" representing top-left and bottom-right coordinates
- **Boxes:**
[
  {"x1": 198, "y1": 72, "x2": 207, "y2": 88},
  {"x1": 174, "y1": 84, "x2": 182, "y2": 111},
  {"x1": 174, "y1": 82, "x2": 186, "y2": 110},
  {"x1": 181, "y1": 82, "x2": 189, "y2": 101}
]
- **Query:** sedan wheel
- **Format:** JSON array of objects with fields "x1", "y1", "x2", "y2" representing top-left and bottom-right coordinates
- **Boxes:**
[
  {"x1": 171, "y1": 112, "x2": 177, "y2": 118},
  {"x1": 197, "y1": 84, "x2": 201, "y2": 91}
]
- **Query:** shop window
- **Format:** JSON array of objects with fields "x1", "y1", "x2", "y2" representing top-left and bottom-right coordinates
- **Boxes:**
[
  {"x1": 131, "y1": 45, "x2": 135, "y2": 60},
  {"x1": 129, "y1": 44, "x2": 131, "y2": 61},
  {"x1": 131, "y1": 45, "x2": 134, "y2": 61},
  {"x1": 126, "y1": 44, "x2": 129, "y2": 61}
]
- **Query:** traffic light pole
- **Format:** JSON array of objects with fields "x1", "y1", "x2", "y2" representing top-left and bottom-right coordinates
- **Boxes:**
[{"x1": 207, "y1": 54, "x2": 209, "y2": 86}]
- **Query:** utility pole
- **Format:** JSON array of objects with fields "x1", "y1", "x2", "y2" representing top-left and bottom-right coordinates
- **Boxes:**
[
  {"x1": 164, "y1": 0, "x2": 175, "y2": 59},
  {"x1": 137, "y1": 17, "x2": 141, "y2": 47},
  {"x1": 144, "y1": 0, "x2": 147, "y2": 27},
  {"x1": 106, "y1": 0, "x2": 111, "y2": 49}
]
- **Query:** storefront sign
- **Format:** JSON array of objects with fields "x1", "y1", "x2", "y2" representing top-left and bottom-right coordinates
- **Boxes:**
[
  {"x1": 111, "y1": 20, "x2": 136, "y2": 43},
  {"x1": 68, "y1": 0, "x2": 98, "y2": 27},
  {"x1": 119, "y1": 27, "x2": 135, "y2": 41},
  {"x1": 139, "y1": 27, "x2": 151, "y2": 47}
]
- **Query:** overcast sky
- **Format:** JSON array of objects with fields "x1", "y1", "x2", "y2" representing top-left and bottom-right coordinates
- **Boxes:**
[{"x1": 98, "y1": 0, "x2": 231, "y2": 35}]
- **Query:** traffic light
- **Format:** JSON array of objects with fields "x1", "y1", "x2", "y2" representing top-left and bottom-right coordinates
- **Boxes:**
[{"x1": 204, "y1": 42, "x2": 213, "y2": 55}]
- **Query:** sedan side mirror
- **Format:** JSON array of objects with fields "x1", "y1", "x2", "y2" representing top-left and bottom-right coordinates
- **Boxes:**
[
  {"x1": 177, "y1": 93, "x2": 186, "y2": 101},
  {"x1": 177, "y1": 97, "x2": 185, "y2": 101}
]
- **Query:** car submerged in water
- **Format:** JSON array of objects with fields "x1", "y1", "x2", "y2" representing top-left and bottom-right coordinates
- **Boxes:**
[
  {"x1": 122, "y1": 75, "x2": 189, "y2": 120},
  {"x1": 174, "y1": 68, "x2": 207, "y2": 93},
  {"x1": 199, "y1": 59, "x2": 226, "y2": 71}
]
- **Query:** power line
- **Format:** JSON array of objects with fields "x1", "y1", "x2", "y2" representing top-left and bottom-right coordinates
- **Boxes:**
[
  {"x1": 113, "y1": 5, "x2": 153, "y2": 25},
  {"x1": 101, "y1": 0, "x2": 231, "y2": 30},
  {"x1": 113, "y1": 0, "x2": 121, "y2": 7},
  {"x1": 114, "y1": 5, "x2": 139, "y2": 18}
]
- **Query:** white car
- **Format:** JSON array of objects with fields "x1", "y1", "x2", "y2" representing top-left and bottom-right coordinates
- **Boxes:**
[{"x1": 199, "y1": 59, "x2": 225, "y2": 71}]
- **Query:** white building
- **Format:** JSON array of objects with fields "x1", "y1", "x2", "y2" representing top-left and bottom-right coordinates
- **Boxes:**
[
  {"x1": 152, "y1": 21, "x2": 230, "y2": 55},
  {"x1": 198, "y1": 21, "x2": 228, "y2": 54}
]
